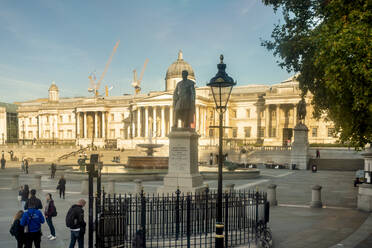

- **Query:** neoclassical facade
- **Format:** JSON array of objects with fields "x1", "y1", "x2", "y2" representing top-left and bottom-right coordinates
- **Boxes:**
[{"x1": 15, "y1": 51, "x2": 337, "y2": 148}]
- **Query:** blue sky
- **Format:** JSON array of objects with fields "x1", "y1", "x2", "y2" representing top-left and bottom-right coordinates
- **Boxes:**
[{"x1": 0, "y1": 0, "x2": 291, "y2": 103}]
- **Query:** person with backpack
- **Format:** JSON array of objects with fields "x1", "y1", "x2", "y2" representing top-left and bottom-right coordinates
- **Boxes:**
[
  {"x1": 10, "y1": 210, "x2": 25, "y2": 248},
  {"x1": 44, "y1": 193, "x2": 57, "y2": 240},
  {"x1": 66, "y1": 199, "x2": 86, "y2": 248},
  {"x1": 21, "y1": 185, "x2": 29, "y2": 210},
  {"x1": 24, "y1": 189, "x2": 42, "y2": 210},
  {"x1": 20, "y1": 198, "x2": 45, "y2": 248},
  {"x1": 57, "y1": 175, "x2": 66, "y2": 199}
]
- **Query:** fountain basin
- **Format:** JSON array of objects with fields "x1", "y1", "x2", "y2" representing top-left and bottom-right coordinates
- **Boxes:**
[{"x1": 127, "y1": 156, "x2": 169, "y2": 169}]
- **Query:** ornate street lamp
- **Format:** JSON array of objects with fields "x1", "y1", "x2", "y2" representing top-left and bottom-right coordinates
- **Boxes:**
[{"x1": 207, "y1": 54, "x2": 236, "y2": 248}]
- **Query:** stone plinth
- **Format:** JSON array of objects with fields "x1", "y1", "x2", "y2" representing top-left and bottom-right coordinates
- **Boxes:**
[
  {"x1": 267, "y1": 184, "x2": 278, "y2": 206},
  {"x1": 158, "y1": 128, "x2": 205, "y2": 194},
  {"x1": 127, "y1": 156, "x2": 169, "y2": 169},
  {"x1": 291, "y1": 123, "x2": 309, "y2": 170},
  {"x1": 310, "y1": 185, "x2": 323, "y2": 208},
  {"x1": 358, "y1": 184, "x2": 372, "y2": 212}
]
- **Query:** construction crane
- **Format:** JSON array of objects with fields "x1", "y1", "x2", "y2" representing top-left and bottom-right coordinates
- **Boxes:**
[
  {"x1": 88, "y1": 40, "x2": 120, "y2": 97},
  {"x1": 131, "y1": 58, "x2": 149, "y2": 94},
  {"x1": 105, "y1": 85, "x2": 114, "y2": 97}
]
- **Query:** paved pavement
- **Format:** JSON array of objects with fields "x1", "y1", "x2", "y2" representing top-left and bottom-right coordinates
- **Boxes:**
[{"x1": 0, "y1": 166, "x2": 370, "y2": 247}]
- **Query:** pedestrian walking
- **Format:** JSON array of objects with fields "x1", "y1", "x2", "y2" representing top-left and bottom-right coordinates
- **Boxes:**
[
  {"x1": 9, "y1": 150, "x2": 14, "y2": 161},
  {"x1": 25, "y1": 160, "x2": 29, "y2": 174},
  {"x1": 50, "y1": 163, "x2": 57, "y2": 179},
  {"x1": 24, "y1": 189, "x2": 42, "y2": 210},
  {"x1": 20, "y1": 198, "x2": 45, "y2": 248},
  {"x1": 1, "y1": 156, "x2": 6, "y2": 169},
  {"x1": 18, "y1": 186, "x2": 23, "y2": 209},
  {"x1": 44, "y1": 193, "x2": 57, "y2": 240},
  {"x1": 57, "y1": 175, "x2": 66, "y2": 199},
  {"x1": 316, "y1": 149, "x2": 320, "y2": 158},
  {"x1": 9, "y1": 210, "x2": 25, "y2": 248},
  {"x1": 66, "y1": 199, "x2": 86, "y2": 248},
  {"x1": 21, "y1": 160, "x2": 25, "y2": 173},
  {"x1": 21, "y1": 185, "x2": 29, "y2": 210},
  {"x1": 209, "y1": 153, "x2": 213, "y2": 165}
]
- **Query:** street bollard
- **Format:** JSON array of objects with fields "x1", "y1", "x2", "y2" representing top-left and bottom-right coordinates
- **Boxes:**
[
  {"x1": 81, "y1": 178, "x2": 89, "y2": 195},
  {"x1": 107, "y1": 179, "x2": 116, "y2": 194},
  {"x1": 11, "y1": 174, "x2": 19, "y2": 190},
  {"x1": 33, "y1": 175, "x2": 41, "y2": 190},
  {"x1": 310, "y1": 185, "x2": 323, "y2": 208},
  {"x1": 134, "y1": 179, "x2": 143, "y2": 194},
  {"x1": 267, "y1": 184, "x2": 278, "y2": 206}
]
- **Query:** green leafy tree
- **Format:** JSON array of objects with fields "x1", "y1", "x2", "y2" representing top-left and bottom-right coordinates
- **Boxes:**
[{"x1": 261, "y1": 0, "x2": 372, "y2": 148}]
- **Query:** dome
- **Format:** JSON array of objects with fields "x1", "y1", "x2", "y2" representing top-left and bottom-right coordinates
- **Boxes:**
[
  {"x1": 166, "y1": 50, "x2": 195, "y2": 80},
  {"x1": 49, "y1": 81, "x2": 59, "y2": 91}
]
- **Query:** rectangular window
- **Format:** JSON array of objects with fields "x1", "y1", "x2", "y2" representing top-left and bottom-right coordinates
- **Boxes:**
[
  {"x1": 209, "y1": 129, "x2": 214, "y2": 137},
  {"x1": 59, "y1": 130, "x2": 64, "y2": 139},
  {"x1": 232, "y1": 128, "x2": 237, "y2": 138},
  {"x1": 328, "y1": 127, "x2": 335, "y2": 137},
  {"x1": 120, "y1": 129, "x2": 124, "y2": 137},
  {"x1": 59, "y1": 116, "x2": 63, "y2": 123},
  {"x1": 244, "y1": 127, "x2": 251, "y2": 138},
  {"x1": 110, "y1": 129, "x2": 115, "y2": 138},
  {"x1": 45, "y1": 130, "x2": 50, "y2": 138},
  {"x1": 272, "y1": 110, "x2": 276, "y2": 117},
  {"x1": 28, "y1": 131, "x2": 33, "y2": 139},
  {"x1": 67, "y1": 130, "x2": 72, "y2": 138},
  {"x1": 312, "y1": 127, "x2": 318, "y2": 137},
  {"x1": 29, "y1": 118, "x2": 32, "y2": 124},
  {"x1": 258, "y1": 127, "x2": 265, "y2": 138},
  {"x1": 68, "y1": 115, "x2": 72, "y2": 123},
  {"x1": 121, "y1": 114, "x2": 125, "y2": 120},
  {"x1": 246, "y1": 109, "x2": 250, "y2": 118},
  {"x1": 111, "y1": 114, "x2": 115, "y2": 121},
  {"x1": 232, "y1": 110, "x2": 237, "y2": 118},
  {"x1": 270, "y1": 128, "x2": 276, "y2": 137},
  {"x1": 260, "y1": 111, "x2": 265, "y2": 118}
]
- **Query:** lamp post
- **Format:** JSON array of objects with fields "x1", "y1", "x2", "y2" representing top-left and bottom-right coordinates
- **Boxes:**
[{"x1": 207, "y1": 55, "x2": 236, "y2": 248}]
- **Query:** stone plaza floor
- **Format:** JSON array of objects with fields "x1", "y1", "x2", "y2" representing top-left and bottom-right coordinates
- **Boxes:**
[{"x1": 0, "y1": 166, "x2": 371, "y2": 247}]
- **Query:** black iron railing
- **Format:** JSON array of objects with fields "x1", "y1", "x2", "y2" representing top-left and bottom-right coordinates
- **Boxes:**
[{"x1": 95, "y1": 189, "x2": 271, "y2": 248}]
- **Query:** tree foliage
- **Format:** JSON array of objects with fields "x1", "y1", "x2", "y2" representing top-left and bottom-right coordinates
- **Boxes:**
[{"x1": 261, "y1": 0, "x2": 372, "y2": 148}]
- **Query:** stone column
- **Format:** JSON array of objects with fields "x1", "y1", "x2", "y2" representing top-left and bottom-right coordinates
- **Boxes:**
[
  {"x1": 134, "y1": 179, "x2": 143, "y2": 194},
  {"x1": 94, "y1": 112, "x2": 98, "y2": 138},
  {"x1": 33, "y1": 175, "x2": 42, "y2": 190},
  {"x1": 137, "y1": 108, "x2": 141, "y2": 137},
  {"x1": 195, "y1": 105, "x2": 200, "y2": 132},
  {"x1": 293, "y1": 104, "x2": 297, "y2": 126},
  {"x1": 267, "y1": 184, "x2": 278, "y2": 206},
  {"x1": 153, "y1": 107, "x2": 157, "y2": 137},
  {"x1": 145, "y1": 107, "x2": 149, "y2": 137},
  {"x1": 310, "y1": 185, "x2": 323, "y2": 208},
  {"x1": 83, "y1": 112, "x2": 87, "y2": 138},
  {"x1": 81, "y1": 178, "x2": 89, "y2": 194},
  {"x1": 76, "y1": 112, "x2": 80, "y2": 138},
  {"x1": 161, "y1": 106, "x2": 165, "y2": 137},
  {"x1": 38, "y1": 115, "x2": 41, "y2": 138},
  {"x1": 102, "y1": 112, "x2": 106, "y2": 138},
  {"x1": 11, "y1": 175, "x2": 19, "y2": 190},
  {"x1": 265, "y1": 105, "x2": 270, "y2": 138},
  {"x1": 276, "y1": 105, "x2": 280, "y2": 138},
  {"x1": 169, "y1": 106, "x2": 173, "y2": 130},
  {"x1": 107, "y1": 179, "x2": 115, "y2": 194}
]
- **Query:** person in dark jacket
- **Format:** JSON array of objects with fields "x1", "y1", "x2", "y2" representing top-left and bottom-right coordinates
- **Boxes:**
[
  {"x1": 24, "y1": 189, "x2": 42, "y2": 210},
  {"x1": 25, "y1": 160, "x2": 29, "y2": 174},
  {"x1": 50, "y1": 163, "x2": 57, "y2": 179},
  {"x1": 21, "y1": 185, "x2": 29, "y2": 210},
  {"x1": 10, "y1": 210, "x2": 25, "y2": 248},
  {"x1": 1, "y1": 156, "x2": 6, "y2": 169},
  {"x1": 44, "y1": 193, "x2": 56, "y2": 240},
  {"x1": 57, "y1": 175, "x2": 66, "y2": 199},
  {"x1": 66, "y1": 199, "x2": 86, "y2": 248},
  {"x1": 20, "y1": 199, "x2": 45, "y2": 248}
]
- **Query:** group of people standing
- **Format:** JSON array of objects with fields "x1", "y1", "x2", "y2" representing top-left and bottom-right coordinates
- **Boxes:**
[{"x1": 12, "y1": 183, "x2": 86, "y2": 248}]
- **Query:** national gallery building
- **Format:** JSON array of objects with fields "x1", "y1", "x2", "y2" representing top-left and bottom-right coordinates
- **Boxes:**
[{"x1": 15, "y1": 51, "x2": 337, "y2": 148}]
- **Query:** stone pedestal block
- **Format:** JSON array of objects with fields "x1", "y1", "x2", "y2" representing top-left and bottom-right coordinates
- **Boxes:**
[
  {"x1": 107, "y1": 180, "x2": 115, "y2": 194},
  {"x1": 11, "y1": 175, "x2": 19, "y2": 190},
  {"x1": 267, "y1": 184, "x2": 278, "y2": 206},
  {"x1": 33, "y1": 175, "x2": 42, "y2": 190},
  {"x1": 291, "y1": 123, "x2": 309, "y2": 170},
  {"x1": 134, "y1": 179, "x2": 143, "y2": 194},
  {"x1": 310, "y1": 185, "x2": 322, "y2": 208},
  {"x1": 358, "y1": 184, "x2": 372, "y2": 212},
  {"x1": 81, "y1": 179, "x2": 89, "y2": 195},
  {"x1": 158, "y1": 128, "x2": 205, "y2": 194}
]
